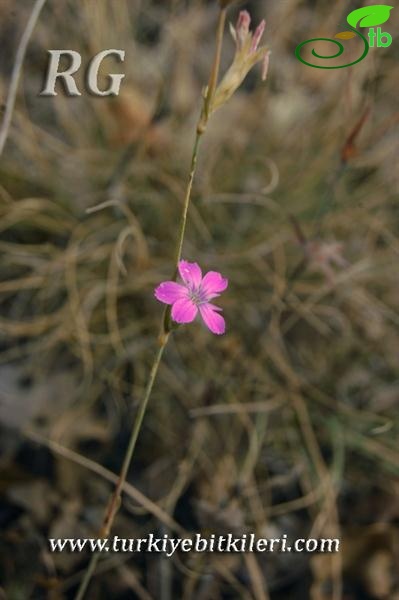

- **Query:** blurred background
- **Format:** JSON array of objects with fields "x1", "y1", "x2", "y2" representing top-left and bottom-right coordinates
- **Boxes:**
[{"x1": 0, "y1": 0, "x2": 398, "y2": 598}]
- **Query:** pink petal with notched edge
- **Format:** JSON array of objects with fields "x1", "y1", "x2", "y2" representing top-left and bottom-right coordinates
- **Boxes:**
[
  {"x1": 154, "y1": 281, "x2": 187, "y2": 305},
  {"x1": 236, "y1": 11, "x2": 251, "y2": 34},
  {"x1": 201, "y1": 271, "x2": 228, "y2": 300},
  {"x1": 236, "y1": 10, "x2": 251, "y2": 48},
  {"x1": 199, "y1": 303, "x2": 226, "y2": 335},
  {"x1": 178, "y1": 260, "x2": 202, "y2": 288},
  {"x1": 250, "y1": 20, "x2": 265, "y2": 52},
  {"x1": 171, "y1": 298, "x2": 198, "y2": 323}
]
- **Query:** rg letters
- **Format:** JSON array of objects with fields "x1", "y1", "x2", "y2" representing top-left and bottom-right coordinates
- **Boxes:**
[{"x1": 40, "y1": 49, "x2": 125, "y2": 97}]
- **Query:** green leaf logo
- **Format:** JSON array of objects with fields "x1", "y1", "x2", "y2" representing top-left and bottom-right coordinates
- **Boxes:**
[{"x1": 347, "y1": 5, "x2": 393, "y2": 28}]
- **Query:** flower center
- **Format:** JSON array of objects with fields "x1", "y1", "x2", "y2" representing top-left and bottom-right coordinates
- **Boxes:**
[{"x1": 188, "y1": 285, "x2": 207, "y2": 306}]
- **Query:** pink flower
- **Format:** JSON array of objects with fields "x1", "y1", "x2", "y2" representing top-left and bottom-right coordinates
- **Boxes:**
[{"x1": 154, "y1": 260, "x2": 228, "y2": 335}]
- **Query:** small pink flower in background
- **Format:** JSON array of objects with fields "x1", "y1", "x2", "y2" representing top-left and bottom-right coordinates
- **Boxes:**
[
  {"x1": 155, "y1": 261, "x2": 228, "y2": 335},
  {"x1": 305, "y1": 240, "x2": 348, "y2": 283}
]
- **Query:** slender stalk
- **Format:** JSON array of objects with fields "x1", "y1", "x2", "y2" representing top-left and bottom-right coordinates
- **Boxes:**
[
  {"x1": 204, "y1": 8, "x2": 227, "y2": 121},
  {"x1": 101, "y1": 339, "x2": 168, "y2": 537},
  {"x1": 173, "y1": 6, "x2": 227, "y2": 268},
  {"x1": 75, "y1": 337, "x2": 167, "y2": 600},
  {"x1": 173, "y1": 131, "x2": 202, "y2": 269},
  {"x1": 199, "y1": 7, "x2": 227, "y2": 132},
  {"x1": 74, "y1": 7, "x2": 227, "y2": 599},
  {"x1": 74, "y1": 553, "x2": 99, "y2": 600}
]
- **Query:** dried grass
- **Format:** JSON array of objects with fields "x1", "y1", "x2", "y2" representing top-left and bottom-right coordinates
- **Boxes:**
[{"x1": 1, "y1": 0, "x2": 398, "y2": 598}]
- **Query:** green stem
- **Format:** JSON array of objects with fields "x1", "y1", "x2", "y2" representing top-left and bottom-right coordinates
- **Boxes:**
[
  {"x1": 74, "y1": 6, "x2": 228, "y2": 598},
  {"x1": 74, "y1": 337, "x2": 167, "y2": 600},
  {"x1": 163, "y1": 129, "x2": 203, "y2": 333},
  {"x1": 204, "y1": 8, "x2": 226, "y2": 121},
  {"x1": 174, "y1": 131, "x2": 202, "y2": 269},
  {"x1": 74, "y1": 105, "x2": 204, "y2": 600},
  {"x1": 74, "y1": 553, "x2": 99, "y2": 600},
  {"x1": 199, "y1": 7, "x2": 226, "y2": 132},
  {"x1": 101, "y1": 339, "x2": 168, "y2": 537}
]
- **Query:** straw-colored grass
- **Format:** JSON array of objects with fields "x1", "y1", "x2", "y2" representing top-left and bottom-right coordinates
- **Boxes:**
[{"x1": 0, "y1": 1, "x2": 398, "y2": 598}]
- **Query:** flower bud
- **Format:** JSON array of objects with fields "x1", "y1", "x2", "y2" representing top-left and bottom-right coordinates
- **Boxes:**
[{"x1": 211, "y1": 11, "x2": 270, "y2": 114}]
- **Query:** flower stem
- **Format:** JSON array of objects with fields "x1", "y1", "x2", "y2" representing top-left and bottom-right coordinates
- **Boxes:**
[
  {"x1": 102, "y1": 338, "x2": 168, "y2": 538},
  {"x1": 163, "y1": 129, "x2": 203, "y2": 333},
  {"x1": 174, "y1": 131, "x2": 202, "y2": 270},
  {"x1": 74, "y1": 7, "x2": 228, "y2": 599},
  {"x1": 200, "y1": 7, "x2": 226, "y2": 131},
  {"x1": 74, "y1": 335, "x2": 167, "y2": 600},
  {"x1": 74, "y1": 553, "x2": 98, "y2": 600}
]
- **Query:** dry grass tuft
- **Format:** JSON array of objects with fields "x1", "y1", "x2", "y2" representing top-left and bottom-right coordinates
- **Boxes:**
[{"x1": 0, "y1": 1, "x2": 398, "y2": 598}]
